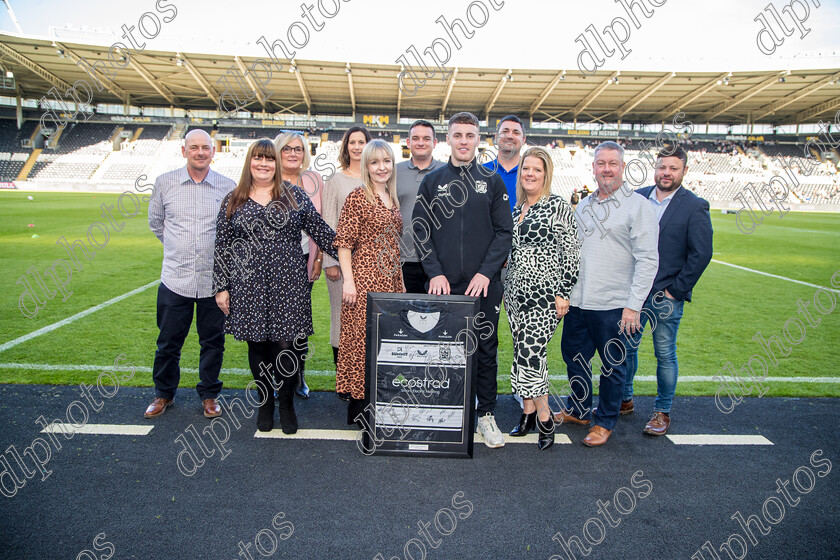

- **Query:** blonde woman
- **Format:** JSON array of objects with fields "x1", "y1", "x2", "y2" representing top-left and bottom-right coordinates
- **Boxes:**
[
  {"x1": 275, "y1": 130, "x2": 325, "y2": 399},
  {"x1": 321, "y1": 126, "x2": 371, "y2": 399},
  {"x1": 504, "y1": 146, "x2": 580, "y2": 450},
  {"x1": 334, "y1": 139, "x2": 404, "y2": 425}
]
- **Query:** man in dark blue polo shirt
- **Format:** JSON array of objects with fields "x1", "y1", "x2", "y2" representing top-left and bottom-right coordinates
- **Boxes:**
[{"x1": 483, "y1": 115, "x2": 526, "y2": 211}]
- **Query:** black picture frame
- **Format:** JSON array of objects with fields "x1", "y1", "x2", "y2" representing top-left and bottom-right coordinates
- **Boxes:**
[{"x1": 360, "y1": 292, "x2": 479, "y2": 458}]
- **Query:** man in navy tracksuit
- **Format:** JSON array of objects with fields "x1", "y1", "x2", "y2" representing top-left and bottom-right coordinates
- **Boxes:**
[{"x1": 412, "y1": 111, "x2": 513, "y2": 448}]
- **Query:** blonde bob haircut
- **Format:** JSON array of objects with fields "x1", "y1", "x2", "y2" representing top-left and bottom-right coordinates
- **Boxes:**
[
  {"x1": 274, "y1": 130, "x2": 311, "y2": 171},
  {"x1": 515, "y1": 146, "x2": 554, "y2": 207},
  {"x1": 360, "y1": 139, "x2": 399, "y2": 210}
]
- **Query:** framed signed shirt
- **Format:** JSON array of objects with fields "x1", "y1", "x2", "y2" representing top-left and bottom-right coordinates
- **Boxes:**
[{"x1": 362, "y1": 293, "x2": 479, "y2": 458}]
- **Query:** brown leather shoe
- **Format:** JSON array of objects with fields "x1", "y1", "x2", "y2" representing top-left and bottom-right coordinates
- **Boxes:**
[
  {"x1": 552, "y1": 410, "x2": 590, "y2": 426},
  {"x1": 643, "y1": 412, "x2": 670, "y2": 436},
  {"x1": 620, "y1": 399, "x2": 634, "y2": 415},
  {"x1": 144, "y1": 397, "x2": 173, "y2": 418},
  {"x1": 582, "y1": 425, "x2": 612, "y2": 447},
  {"x1": 203, "y1": 398, "x2": 222, "y2": 418}
]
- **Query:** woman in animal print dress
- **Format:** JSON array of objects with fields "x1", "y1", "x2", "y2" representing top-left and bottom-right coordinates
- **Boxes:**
[
  {"x1": 335, "y1": 139, "x2": 405, "y2": 426},
  {"x1": 505, "y1": 146, "x2": 580, "y2": 450}
]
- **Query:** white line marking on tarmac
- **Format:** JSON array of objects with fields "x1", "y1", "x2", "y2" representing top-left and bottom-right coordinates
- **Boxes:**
[
  {"x1": 254, "y1": 429, "x2": 572, "y2": 444},
  {"x1": 3, "y1": 363, "x2": 840, "y2": 384},
  {"x1": 0, "y1": 279, "x2": 161, "y2": 353},
  {"x1": 711, "y1": 260, "x2": 840, "y2": 294},
  {"x1": 40, "y1": 423, "x2": 154, "y2": 436},
  {"x1": 667, "y1": 435, "x2": 773, "y2": 445}
]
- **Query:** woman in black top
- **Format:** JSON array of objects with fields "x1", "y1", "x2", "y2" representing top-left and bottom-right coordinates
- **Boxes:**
[{"x1": 214, "y1": 139, "x2": 337, "y2": 433}]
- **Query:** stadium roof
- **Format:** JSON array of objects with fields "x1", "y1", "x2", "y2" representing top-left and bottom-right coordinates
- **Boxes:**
[{"x1": 1, "y1": 32, "x2": 838, "y2": 126}]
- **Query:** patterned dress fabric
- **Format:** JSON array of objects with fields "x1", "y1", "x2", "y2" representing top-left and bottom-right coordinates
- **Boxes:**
[
  {"x1": 322, "y1": 171, "x2": 364, "y2": 347},
  {"x1": 504, "y1": 194, "x2": 580, "y2": 398},
  {"x1": 213, "y1": 185, "x2": 337, "y2": 342},
  {"x1": 334, "y1": 187, "x2": 404, "y2": 399}
]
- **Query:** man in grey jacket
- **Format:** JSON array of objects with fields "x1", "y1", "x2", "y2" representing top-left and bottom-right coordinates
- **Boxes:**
[{"x1": 553, "y1": 141, "x2": 659, "y2": 447}]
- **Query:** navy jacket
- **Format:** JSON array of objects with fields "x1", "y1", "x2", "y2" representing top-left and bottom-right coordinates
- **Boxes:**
[
  {"x1": 413, "y1": 159, "x2": 513, "y2": 284},
  {"x1": 637, "y1": 186, "x2": 713, "y2": 302}
]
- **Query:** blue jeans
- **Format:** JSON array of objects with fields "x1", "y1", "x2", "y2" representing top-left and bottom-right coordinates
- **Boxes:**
[
  {"x1": 623, "y1": 293, "x2": 684, "y2": 413},
  {"x1": 560, "y1": 307, "x2": 629, "y2": 431}
]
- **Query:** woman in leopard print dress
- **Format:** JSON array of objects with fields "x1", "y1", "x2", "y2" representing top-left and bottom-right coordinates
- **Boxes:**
[
  {"x1": 505, "y1": 146, "x2": 580, "y2": 450},
  {"x1": 335, "y1": 140, "x2": 404, "y2": 425}
]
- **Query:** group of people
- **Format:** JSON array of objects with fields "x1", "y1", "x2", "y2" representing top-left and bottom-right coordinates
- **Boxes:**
[{"x1": 144, "y1": 110, "x2": 713, "y2": 450}]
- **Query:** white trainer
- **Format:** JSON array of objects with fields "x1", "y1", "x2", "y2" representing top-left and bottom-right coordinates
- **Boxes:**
[{"x1": 477, "y1": 413, "x2": 505, "y2": 448}]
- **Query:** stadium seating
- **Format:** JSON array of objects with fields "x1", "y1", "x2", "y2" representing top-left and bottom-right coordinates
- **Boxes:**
[{"x1": 1, "y1": 118, "x2": 836, "y2": 205}]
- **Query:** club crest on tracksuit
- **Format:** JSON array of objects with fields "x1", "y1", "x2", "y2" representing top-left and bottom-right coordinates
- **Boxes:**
[{"x1": 473, "y1": 180, "x2": 487, "y2": 194}]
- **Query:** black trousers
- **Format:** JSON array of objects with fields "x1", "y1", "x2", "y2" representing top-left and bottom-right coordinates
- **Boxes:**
[
  {"x1": 152, "y1": 283, "x2": 225, "y2": 400},
  {"x1": 449, "y1": 279, "x2": 503, "y2": 416},
  {"x1": 246, "y1": 340, "x2": 304, "y2": 395},
  {"x1": 401, "y1": 261, "x2": 427, "y2": 294}
]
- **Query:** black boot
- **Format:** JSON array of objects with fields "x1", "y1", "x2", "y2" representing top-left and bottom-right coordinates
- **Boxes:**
[
  {"x1": 347, "y1": 398, "x2": 366, "y2": 428},
  {"x1": 537, "y1": 416, "x2": 555, "y2": 451},
  {"x1": 255, "y1": 380, "x2": 274, "y2": 432},
  {"x1": 277, "y1": 387, "x2": 298, "y2": 434},
  {"x1": 509, "y1": 412, "x2": 536, "y2": 437}
]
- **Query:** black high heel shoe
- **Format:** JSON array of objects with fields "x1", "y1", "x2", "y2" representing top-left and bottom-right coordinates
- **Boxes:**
[
  {"x1": 537, "y1": 416, "x2": 555, "y2": 450},
  {"x1": 509, "y1": 412, "x2": 536, "y2": 437}
]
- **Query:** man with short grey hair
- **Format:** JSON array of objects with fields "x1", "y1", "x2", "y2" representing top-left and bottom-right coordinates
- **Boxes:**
[
  {"x1": 554, "y1": 140, "x2": 659, "y2": 447},
  {"x1": 145, "y1": 129, "x2": 236, "y2": 419}
]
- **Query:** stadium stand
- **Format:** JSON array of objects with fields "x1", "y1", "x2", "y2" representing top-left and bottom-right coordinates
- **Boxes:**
[{"x1": 1, "y1": 117, "x2": 836, "y2": 208}]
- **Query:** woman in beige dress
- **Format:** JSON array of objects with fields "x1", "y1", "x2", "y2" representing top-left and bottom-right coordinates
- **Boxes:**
[{"x1": 322, "y1": 126, "x2": 371, "y2": 400}]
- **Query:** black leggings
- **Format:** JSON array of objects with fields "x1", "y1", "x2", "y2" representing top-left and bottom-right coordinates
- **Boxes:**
[{"x1": 246, "y1": 340, "x2": 305, "y2": 395}]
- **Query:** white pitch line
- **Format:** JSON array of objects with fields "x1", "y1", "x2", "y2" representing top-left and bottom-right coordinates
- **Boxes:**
[
  {"x1": 0, "y1": 279, "x2": 161, "y2": 353},
  {"x1": 770, "y1": 226, "x2": 840, "y2": 236},
  {"x1": 667, "y1": 434, "x2": 773, "y2": 446},
  {"x1": 711, "y1": 260, "x2": 840, "y2": 294},
  {"x1": 41, "y1": 423, "x2": 154, "y2": 436},
  {"x1": 3, "y1": 363, "x2": 840, "y2": 384},
  {"x1": 254, "y1": 428, "x2": 572, "y2": 445}
]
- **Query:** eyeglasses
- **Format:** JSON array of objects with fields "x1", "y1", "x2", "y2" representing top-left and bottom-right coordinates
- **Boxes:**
[
  {"x1": 252, "y1": 154, "x2": 275, "y2": 162},
  {"x1": 281, "y1": 146, "x2": 304, "y2": 154}
]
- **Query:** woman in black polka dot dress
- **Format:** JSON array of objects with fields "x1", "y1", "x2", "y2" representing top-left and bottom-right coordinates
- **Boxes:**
[
  {"x1": 505, "y1": 146, "x2": 580, "y2": 450},
  {"x1": 214, "y1": 139, "x2": 338, "y2": 434}
]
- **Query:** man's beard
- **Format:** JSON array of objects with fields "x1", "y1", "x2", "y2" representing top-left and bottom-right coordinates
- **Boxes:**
[{"x1": 656, "y1": 178, "x2": 682, "y2": 192}]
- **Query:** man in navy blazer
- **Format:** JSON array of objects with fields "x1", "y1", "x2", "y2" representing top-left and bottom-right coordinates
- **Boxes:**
[{"x1": 622, "y1": 145, "x2": 713, "y2": 436}]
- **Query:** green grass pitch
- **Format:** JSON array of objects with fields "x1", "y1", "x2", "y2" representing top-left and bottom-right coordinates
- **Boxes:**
[{"x1": 1, "y1": 191, "x2": 838, "y2": 399}]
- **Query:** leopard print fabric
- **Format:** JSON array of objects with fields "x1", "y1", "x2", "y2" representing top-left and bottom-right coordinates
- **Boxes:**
[
  {"x1": 334, "y1": 187, "x2": 404, "y2": 399},
  {"x1": 504, "y1": 194, "x2": 580, "y2": 398}
]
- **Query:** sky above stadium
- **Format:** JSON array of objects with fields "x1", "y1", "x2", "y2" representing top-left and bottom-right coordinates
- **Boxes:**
[{"x1": 1, "y1": 0, "x2": 838, "y2": 73}]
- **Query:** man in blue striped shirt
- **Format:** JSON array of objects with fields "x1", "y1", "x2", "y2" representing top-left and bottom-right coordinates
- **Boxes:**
[{"x1": 145, "y1": 129, "x2": 236, "y2": 419}]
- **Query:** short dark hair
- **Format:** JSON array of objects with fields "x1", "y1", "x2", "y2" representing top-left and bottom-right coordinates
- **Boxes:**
[
  {"x1": 448, "y1": 112, "x2": 479, "y2": 128},
  {"x1": 497, "y1": 115, "x2": 524, "y2": 133},
  {"x1": 408, "y1": 119, "x2": 435, "y2": 136},
  {"x1": 657, "y1": 145, "x2": 688, "y2": 168}
]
